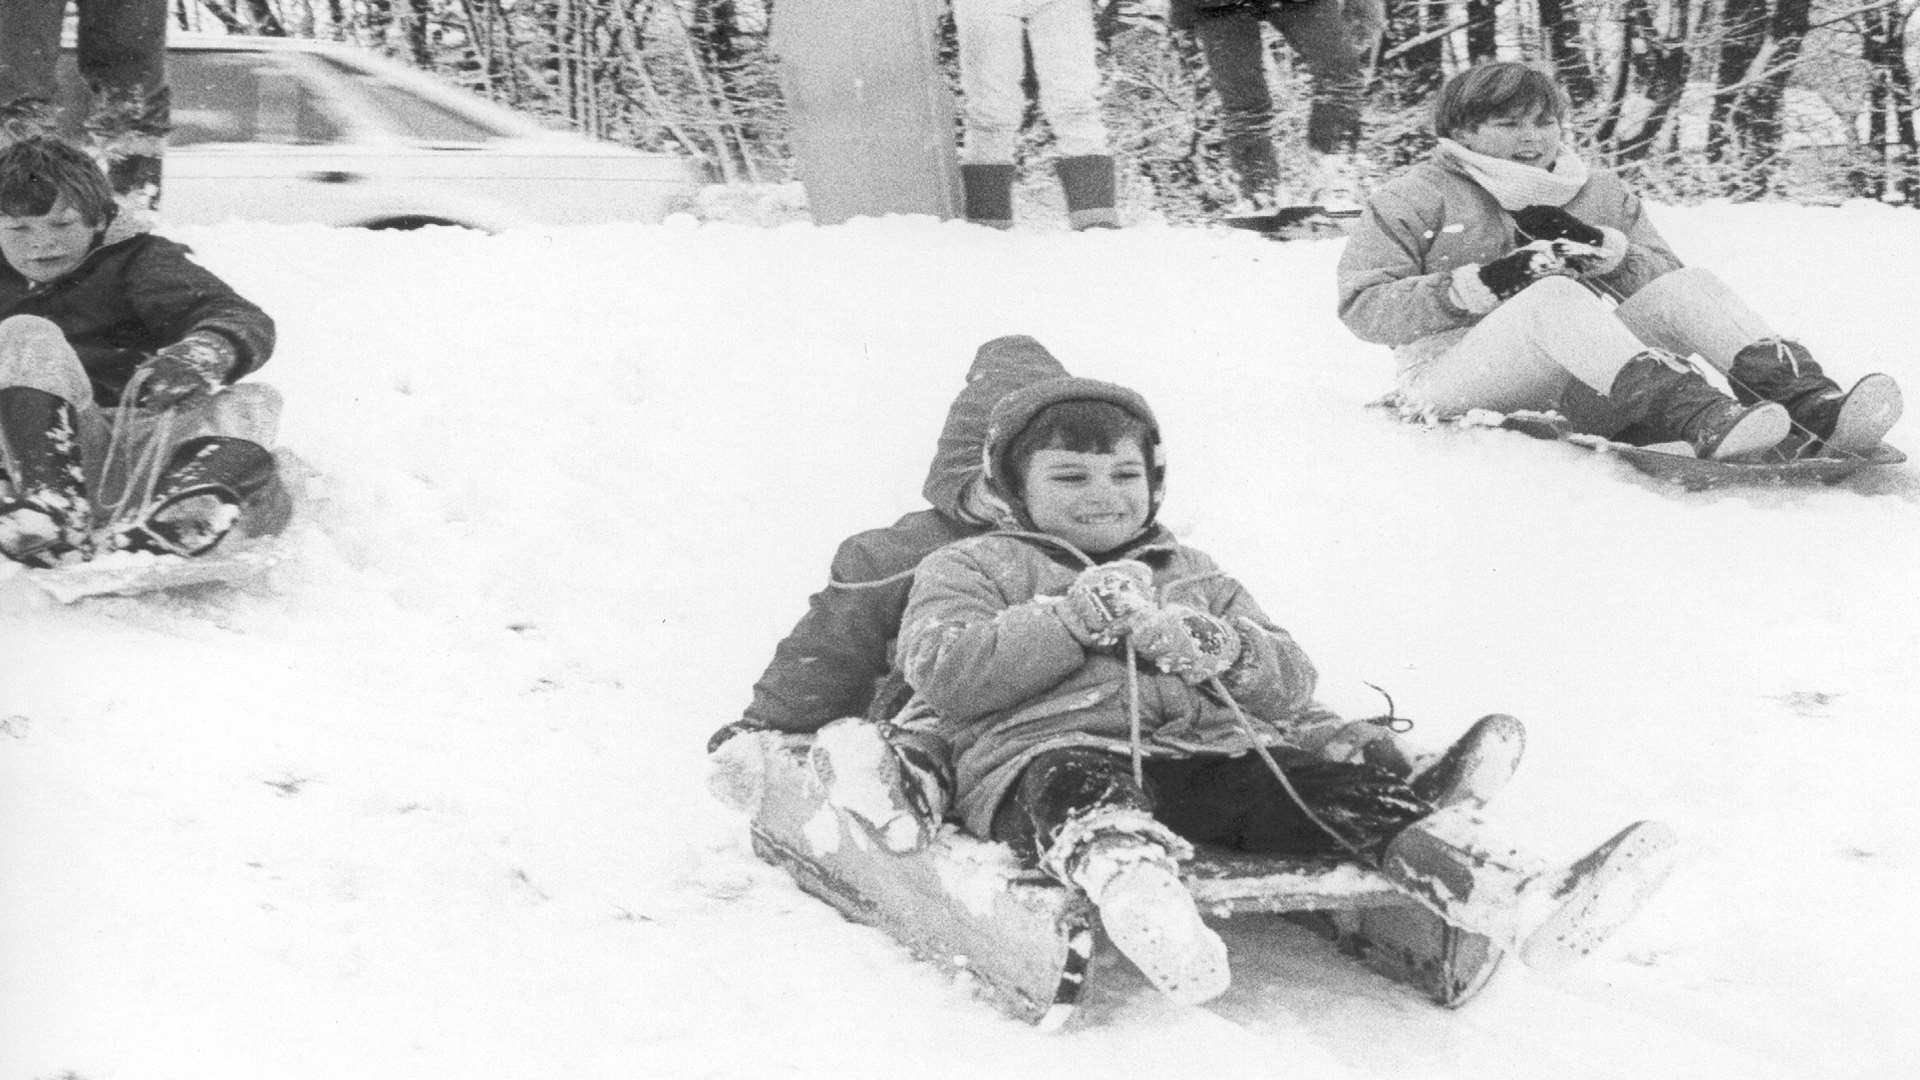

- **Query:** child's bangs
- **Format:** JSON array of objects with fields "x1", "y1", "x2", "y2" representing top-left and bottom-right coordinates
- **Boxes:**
[
  {"x1": 0, "y1": 172, "x2": 62, "y2": 219},
  {"x1": 1436, "y1": 63, "x2": 1566, "y2": 136}
]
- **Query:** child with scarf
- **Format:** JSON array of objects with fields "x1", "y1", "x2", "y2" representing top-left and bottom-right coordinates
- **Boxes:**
[{"x1": 1337, "y1": 61, "x2": 1901, "y2": 461}]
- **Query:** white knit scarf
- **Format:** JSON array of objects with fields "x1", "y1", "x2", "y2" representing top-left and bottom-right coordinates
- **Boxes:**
[{"x1": 1435, "y1": 138, "x2": 1590, "y2": 210}]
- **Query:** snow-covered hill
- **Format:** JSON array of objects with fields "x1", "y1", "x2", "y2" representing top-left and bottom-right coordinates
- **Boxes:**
[{"x1": 4, "y1": 202, "x2": 1918, "y2": 1080}]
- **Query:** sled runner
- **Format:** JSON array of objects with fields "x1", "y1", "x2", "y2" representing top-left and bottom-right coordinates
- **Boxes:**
[
  {"x1": 1222, "y1": 205, "x2": 1361, "y2": 240},
  {"x1": 771, "y1": 0, "x2": 962, "y2": 225},
  {"x1": 1382, "y1": 401, "x2": 1906, "y2": 491},
  {"x1": 748, "y1": 734, "x2": 1503, "y2": 1028}
]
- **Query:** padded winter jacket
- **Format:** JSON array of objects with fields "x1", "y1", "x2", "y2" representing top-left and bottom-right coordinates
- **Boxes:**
[
  {"x1": 738, "y1": 335, "x2": 1069, "y2": 734},
  {"x1": 897, "y1": 526, "x2": 1324, "y2": 837},
  {"x1": 1336, "y1": 155, "x2": 1682, "y2": 367},
  {"x1": 0, "y1": 215, "x2": 275, "y2": 407}
]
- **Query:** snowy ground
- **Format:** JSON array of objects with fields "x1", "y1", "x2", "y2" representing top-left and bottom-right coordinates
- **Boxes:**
[{"x1": 4, "y1": 199, "x2": 1919, "y2": 1080}]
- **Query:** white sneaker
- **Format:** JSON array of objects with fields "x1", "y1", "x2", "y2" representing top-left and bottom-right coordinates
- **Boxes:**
[{"x1": 1074, "y1": 836, "x2": 1230, "y2": 1005}]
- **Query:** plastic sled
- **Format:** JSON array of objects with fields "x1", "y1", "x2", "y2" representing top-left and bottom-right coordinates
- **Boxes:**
[
  {"x1": 1489, "y1": 409, "x2": 1906, "y2": 490},
  {"x1": 14, "y1": 448, "x2": 305, "y2": 603}
]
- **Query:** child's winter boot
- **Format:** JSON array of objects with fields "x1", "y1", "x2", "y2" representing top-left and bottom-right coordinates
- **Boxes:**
[
  {"x1": 1055, "y1": 155, "x2": 1120, "y2": 231},
  {"x1": 1727, "y1": 339, "x2": 1902, "y2": 455},
  {"x1": 1411, "y1": 714, "x2": 1527, "y2": 811},
  {"x1": 1378, "y1": 805, "x2": 1677, "y2": 972},
  {"x1": 1608, "y1": 349, "x2": 1789, "y2": 460},
  {"x1": 1053, "y1": 814, "x2": 1229, "y2": 1005},
  {"x1": 0, "y1": 386, "x2": 93, "y2": 568},
  {"x1": 961, "y1": 163, "x2": 1017, "y2": 229},
  {"x1": 809, "y1": 718, "x2": 953, "y2": 854},
  {"x1": 104, "y1": 435, "x2": 276, "y2": 557}
]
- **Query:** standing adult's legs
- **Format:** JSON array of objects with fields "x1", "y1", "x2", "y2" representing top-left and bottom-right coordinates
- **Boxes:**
[
  {"x1": 0, "y1": 0, "x2": 69, "y2": 141},
  {"x1": 1191, "y1": 10, "x2": 1279, "y2": 202},
  {"x1": 75, "y1": 0, "x2": 171, "y2": 205}
]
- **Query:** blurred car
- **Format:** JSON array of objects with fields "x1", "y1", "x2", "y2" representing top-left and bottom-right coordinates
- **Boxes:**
[{"x1": 53, "y1": 34, "x2": 705, "y2": 230}]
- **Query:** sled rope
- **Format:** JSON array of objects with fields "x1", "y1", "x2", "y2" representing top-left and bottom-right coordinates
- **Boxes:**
[
  {"x1": 96, "y1": 367, "x2": 177, "y2": 526},
  {"x1": 1211, "y1": 677, "x2": 1373, "y2": 861}
]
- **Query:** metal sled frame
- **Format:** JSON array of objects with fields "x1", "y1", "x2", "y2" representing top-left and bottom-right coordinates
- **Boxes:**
[{"x1": 748, "y1": 737, "x2": 1502, "y2": 1028}]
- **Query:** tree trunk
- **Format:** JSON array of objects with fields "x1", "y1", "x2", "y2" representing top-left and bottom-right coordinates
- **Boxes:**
[
  {"x1": 1534, "y1": 0, "x2": 1599, "y2": 106},
  {"x1": 1466, "y1": 0, "x2": 1499, "y2": 63}
]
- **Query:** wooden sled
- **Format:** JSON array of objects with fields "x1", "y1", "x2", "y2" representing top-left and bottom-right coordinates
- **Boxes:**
[{"x1": 748, "y1": 735, "x2": 1503, "y2": 1029}]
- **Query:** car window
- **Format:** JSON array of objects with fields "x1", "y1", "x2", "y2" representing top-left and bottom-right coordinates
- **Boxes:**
[
  {"x1": 309, "y1": 55, "x2": 512, "y2": 144},
  {"x1": 56, "y1": 48, "x2": 343, "y2": 147}
]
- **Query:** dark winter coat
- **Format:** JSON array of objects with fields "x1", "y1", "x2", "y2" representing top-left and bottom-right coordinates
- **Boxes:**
[
  {"x1": 897, "y1": 526, "x2": 1324, "y2": 837},
  {"x1": 1336, "y1": 155, "x2": 1682, "y2": 367},
  {"x1": 0, "y1": 217, "x2": 276, "y2": 407},
  {"x1": 739, "y1": 334, "x2": 1070, "y2": 733}
]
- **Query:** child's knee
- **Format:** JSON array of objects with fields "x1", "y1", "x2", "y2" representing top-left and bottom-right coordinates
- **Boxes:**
[{"x1": 0, "y1": 316, "x2": 90, "y2": 406}]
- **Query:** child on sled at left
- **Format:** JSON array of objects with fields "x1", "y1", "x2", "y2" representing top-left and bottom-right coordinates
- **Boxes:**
[
  {"x1": 879, "y1": 374, "x2": 1676, "y2": 1005},
  {"x1": 0, "y1": 135, "x2": 280, "y2": 569}
]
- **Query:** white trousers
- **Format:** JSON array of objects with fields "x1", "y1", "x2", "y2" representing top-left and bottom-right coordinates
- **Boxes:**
[
  {"x1": 1398, "y1": 268, "x2": 1775, "y2": 416},
  {"x1": 954, "y1": 0, "x2": 1109, "y2": 164}
]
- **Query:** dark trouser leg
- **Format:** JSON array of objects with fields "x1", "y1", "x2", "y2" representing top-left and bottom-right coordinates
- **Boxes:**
[
  {"x1": 1269, "y1": 0, "x2": 1364, "y2": 153},
  {"x1": 0, "y1": 0, "x2": 66, "y2": 141},
  {"x1": 1192, "y1": 11, "x2": 1279, "y2": 200},
  {"x1": 1148, "y1": 750, "x2": 1431, "y2": 863},
  {"x1": 989, "y1": 747, "x2": 1151, "y2": 867},
  {"x1": 75, "y1": 0, "x2": 170, "y2": 202}
]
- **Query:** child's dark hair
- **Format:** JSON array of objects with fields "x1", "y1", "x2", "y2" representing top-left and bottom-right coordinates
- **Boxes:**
[
  {"x1": 0, "y1": 136, "x2": 116, "y2": 225},
  {"x1": 1001, "y1": 399, "x2": 1154, "y2": 498},
  {"x1": 1432, "y1": 62, "x2": 1567, "y2": 140}
]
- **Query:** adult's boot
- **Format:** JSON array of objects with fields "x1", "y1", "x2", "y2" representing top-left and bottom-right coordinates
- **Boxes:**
[
  {"x1": 1055, "y1": 154, "x2": 1120, "y2": 231},
  {"x1": 1727, "y1": 339, "x2": 1902, "y2": 455},
  {"x1": 1378, "y1": 805, "x2": 1678, "y2": 972},
  {"x1": 105, "y1": 435, "x2": 276, "y2": 557},
  {"x1": 1608, "y1": 350, "x2": 1789, "y2": 460},
  {"x1": 961, "y1": 163, "x2": 1016, "y2": 229},
  {"x1": 0, "y1": 386, "x2": 93, "y2": 568}
]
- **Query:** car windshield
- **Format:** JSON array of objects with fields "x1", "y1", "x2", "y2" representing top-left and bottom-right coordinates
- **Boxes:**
[{"x1": 310, "y1": 55, "x2": 513, "y2": 143}]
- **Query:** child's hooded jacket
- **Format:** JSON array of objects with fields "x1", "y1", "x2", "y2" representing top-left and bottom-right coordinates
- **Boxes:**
[
  {"x1": 0, "y1": 209, "x2": 275, "y2": 407},
  {"x1": 896, "y1": 377, "x2": 1325, "y2": 836}
]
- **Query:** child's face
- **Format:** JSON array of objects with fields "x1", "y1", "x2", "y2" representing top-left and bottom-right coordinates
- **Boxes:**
[
  {"x1": 0, "y1": 198, "x2": 99, "y2": 284},
  {"x1": 1021, "y1": 438, "x2": 1151, "y2": 554},
  {"x1": 1456, "y1": 107, "x2": 1563, "y2": 168}
]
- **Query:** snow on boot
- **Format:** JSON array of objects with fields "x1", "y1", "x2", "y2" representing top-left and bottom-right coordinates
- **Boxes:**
[
  {"x1": 1411, "y1": 714, "x2": 1527, "y2": 811},
  {"x1": 808, "y1": 718, "x2": 949, "y2": 854},
  {"x1": 0, "y1": 386, "x2": 93, "y2": 568},
  {"x1": 1379, "y1": 806, "x2": 1678, "y2": 973},
  {"x1": 1727, "y1": 340, "x2": 1903, "y2": 455},
  {"x1": 1055, "y1": 154, "x2": 1120, "y2": 231},
  {"x1": 961, "y1": 163, "x2": 1016, "y2": 229},
  {"x1": 1066, "y1": 828, "x2": 1229, "y2": 1006},
  {"x1": 105, "y1": 436, "x2": 275, "y2": 557},
  {"x1": 1608, "y1": 350, "x2": 1789, "y2": 460}
]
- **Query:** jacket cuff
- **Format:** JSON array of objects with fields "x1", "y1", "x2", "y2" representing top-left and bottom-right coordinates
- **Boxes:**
[
  {"x1": 1589, "y1": 226, "x2": 1630, "y2": 276},
  {"x1": 1447, "y1": 264, "x2": 1501, "y2": 315}
]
